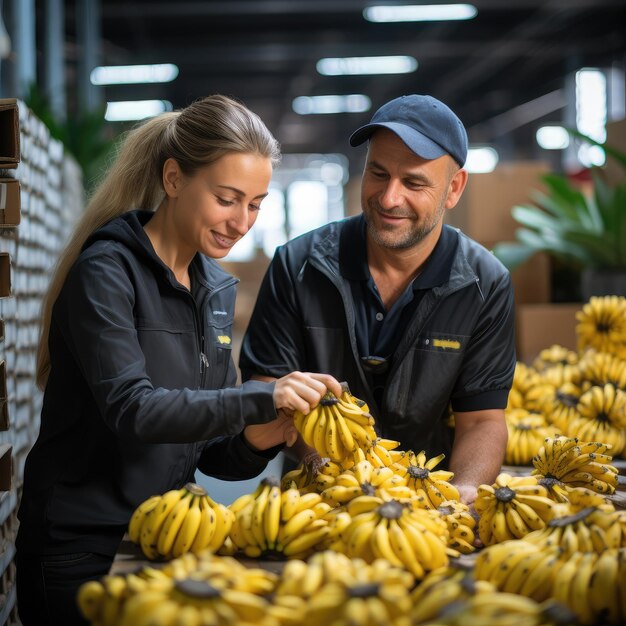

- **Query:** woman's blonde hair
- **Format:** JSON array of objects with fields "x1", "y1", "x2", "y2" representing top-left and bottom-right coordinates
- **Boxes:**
[{"x1": 36, "y1": 94, "x2": 280, "y2": 388}]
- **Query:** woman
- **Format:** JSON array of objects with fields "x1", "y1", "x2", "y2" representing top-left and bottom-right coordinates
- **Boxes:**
[{"x1": 16, "y1": 94, "x2": 340, "y2": 626}]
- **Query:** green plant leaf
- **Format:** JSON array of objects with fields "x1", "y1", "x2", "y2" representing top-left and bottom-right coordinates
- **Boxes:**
[
  {"x1": 511, "y1": 205, "x2": 569, "y2": 235},
  {"x1": 539, "y1": 174, "x2": 592, "y2": 225},
  {"x1": 491, "y1": 242, "x2": 537, "y2": 271},
  {"x1": 514, "y1": 228, "x2": 593, "y2": 267}
]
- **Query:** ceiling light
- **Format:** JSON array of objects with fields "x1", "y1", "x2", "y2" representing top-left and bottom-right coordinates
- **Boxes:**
[
  {"x1": 91, "y1": 63, "x2": 179, "y2": 85},
  {"x1": 364, "y1": 4, "x2": 477, "y2": 23},
  {"x1": 292, "y1": 95, "x2": 371, "y2": 115},
  {"x1": 465, "y1": 147, "x2": 499, "y2": 173},
  {"x1": 105, "y1": 100, "x2": 173, "y2": 122},
  {"x1": 317, "y1": 56, "x2": 417, "y2": 76},
  {"x1": 536, "y1": 126, "x2": 570, "y2": 150},
  {"x1": 576, "y1": 68, "x2": 607, "y2": 167}
]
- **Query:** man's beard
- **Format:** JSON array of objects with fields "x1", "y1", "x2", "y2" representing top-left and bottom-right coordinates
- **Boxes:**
[{"x1": 363, "y1": 196, "x2": 446, "y2": 250}]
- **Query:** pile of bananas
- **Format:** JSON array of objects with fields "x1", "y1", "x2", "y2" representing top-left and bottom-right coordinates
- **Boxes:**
[
  {"x1": 129, "y1": 482, "x2": 233, "y2": 560},
  {"x1": 504, "y1": 410, "x2": 559, "y2": 466},
  {"x1": 531, "y1": 435, "x2": 619, "y2": 494},
  {"x1": 293, "y1": 388, "x2": 377, "y2": 462},
  {"x1": 343, "y1": 497, "x2": 450, "y2": 578},
  {"x1": 391, "y1": 450, "x2": 460, "y2": 508},
  {"x1": 77, "y1": 552, "x2": 280, "y2": 626},
  {"x1": 576, "y1": 295, "x2": 626, "y2": 359},
  {"x1": 474, "y1": 474, "x2": 558, "y2": 545},
  {"x1": 229, "y1": 477, "x2": 331, "y2": 559}
]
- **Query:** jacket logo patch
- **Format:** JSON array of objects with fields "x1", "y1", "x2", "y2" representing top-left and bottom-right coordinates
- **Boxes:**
[
  {"x1": 217, "y1": 335, "x2": 231, "y2": 345},
  {"x1": 213, "y1": 310, "x2": 227, "y2": 316},
  {"x1": 433, "y1": 338, "x2": 461, "y2": 350}
]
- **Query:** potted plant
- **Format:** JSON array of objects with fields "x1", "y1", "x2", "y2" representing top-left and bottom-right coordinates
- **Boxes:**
[{"x1": 493, "y1": 133, "x2": 626, "y2": 299}]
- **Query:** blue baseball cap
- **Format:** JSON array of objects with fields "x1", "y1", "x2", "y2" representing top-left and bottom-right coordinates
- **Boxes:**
[{"x1": 349, "y1": 94, "x2": 468, "y2": 167}]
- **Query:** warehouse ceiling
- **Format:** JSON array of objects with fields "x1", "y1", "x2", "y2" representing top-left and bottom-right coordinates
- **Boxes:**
[{"x1": 61, "y1": 0, "x2": 626, "y2": 171}]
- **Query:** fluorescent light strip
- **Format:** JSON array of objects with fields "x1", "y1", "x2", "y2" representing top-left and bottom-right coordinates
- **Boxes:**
[
  {"x1": 105, "y1": 100, "x2": 173, "y2": 122},
  {"x1": 465, "y1": 147, "x2": 499, "y2": 173},
  {"x1": 536, "y1": 126, "x2": 570, "y2": 150},
  {"x1": 293, "y1": 95, "x2": 371, "y2": 115},
  {"x1": 91, "y1": 63, "x2": 179, "y2": 85},
  {"x1": 364, "y1": 4, "x2": 477, "y2": 22},
  {"x1": 317, "y1": 55, "x2": 417, "y2": 76}
]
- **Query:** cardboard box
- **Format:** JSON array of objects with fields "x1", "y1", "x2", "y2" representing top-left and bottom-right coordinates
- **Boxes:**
[
  {"x1": 605, "y1": 117, "x2": 626, "y2": 188},
  {"x1": 516, "y1": 303, "x2": 582, "y2": 363},
  {"x1": 0, "y1": 254, "x2": 10, "y2": 298},
  {"x1": 0, "y1": 99, "x2": 20, "y2": 169},
  {"x1": 0, "y1": 179, "x2": 20, "y2": 227},
  {"x1": 446, "y1": 161, "x2": 550, "y2": 242}
]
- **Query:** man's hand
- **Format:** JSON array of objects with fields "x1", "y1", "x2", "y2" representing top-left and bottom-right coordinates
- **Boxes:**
[{"x1": 455, "y1": 484, "x2": 478, "y2": 507}]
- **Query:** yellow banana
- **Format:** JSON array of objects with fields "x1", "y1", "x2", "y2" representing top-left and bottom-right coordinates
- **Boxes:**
[
  {"x1": 172, "y1": 495, "x2": 203, "y2": 558},
  {"x1": 139, "y1": 487, "x2": 186, "y2": 560},
  {"x1": 157, "y1": 491, "x2": 193, "y2": 557},
  {"x1": 189, "y1": 497, "x2": 217, "y2": 553},
  {"x1": 128, "y1": 495, "x2": 161, "y2": 544}
]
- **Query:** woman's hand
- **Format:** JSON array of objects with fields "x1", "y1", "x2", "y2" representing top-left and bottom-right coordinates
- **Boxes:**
[
  {"x1": 243, "y1": 410, "x2": 298, "y2": 451},
  {"x1": 243, "y1": 372, "x2": 341, "y2": 451},
  {"x1": 272, "y1": 372, "x2": 342, "y2": 416}
]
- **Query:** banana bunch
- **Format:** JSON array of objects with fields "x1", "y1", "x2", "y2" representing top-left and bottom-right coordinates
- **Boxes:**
[
  {"x1": 475, "y1": 474, "x2": 558, "y2": 545},
  {"x1": 416, "y1": 591, "x2": 573, "y2": 626},
  {"x1": 229, "y1": 478, "x2": 331, "y2": 559},
  {"x1": 437, "y1": 500, "x2": 477, "y2": 554},
  {"x1": 116, "y1": 577, "x2": 275, "y2": 626},
  {"x1": 302, "y1": 578, "x2": 412, "y2": 626},
  {"x1": 410, "y1": 565, "x2": 496, "y2": 624},
  {"x1": 474, "y1": 539, "x2": 563, "y2": 601},
  {"x1": 531, "y1": 435, "x2": 620, "y2": 493},
  {"x1": 293, "y1": 390, "x2": 378, "y2": 462},
  {"x1": 76, "y1": 572, "x2": 169, "y2": 626},
  {"x1": 275, "y1": 550, "x2": 413, "y2": 599},
  {"x1": 391, "y1": 450, "x2": 460, "y2": 508},
  {"x1": 281, "y1": 459, "x2": 342, "y2": 493},
  {"x1": 576, "y1": 295, "x2": 626, "y2": 359},
  {"x1": 160, "y1": 551, "x2": 280, "y2": 595},
  {"x1": 344, "y1": 498, "x2": 450, "y2": 578},
  {"x1": 533, "y1": 344, "x2": 579, "y2": 372},
  {"x1": 536, "y1": 381, "x2": 582, "y2": 432},
  {"x1": 507, "y1": 362, "x2": 542, "y2": 409},
  {"x1": 477, "y1": 540, "x2": 626, "y2": 625},
  {"x1": 504, "y1": 411, "x2": 558, "y2": 466},
  {"x1": 524, "y1": 504, "x2": 625, "y2": 556},
  {"x1": 130, "y1": 483, "x2": 234, "y2": 560},
  {"x1": 566, "y1": 384, "x2": 626, "y2": 457},
  {"x1": 321, "y1": 460, "x2": 414, "y2": 507},
  {"x1": 578, "y1": 349, "x2": 626, "y2": 391},
  {"x1": 350, "y1": 437, "x2": 404, "y2": 468}
]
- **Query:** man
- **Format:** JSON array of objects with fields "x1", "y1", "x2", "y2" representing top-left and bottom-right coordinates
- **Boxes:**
[{"x1": 240, "y1": 94, "x2": 515, "y2": 504}]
